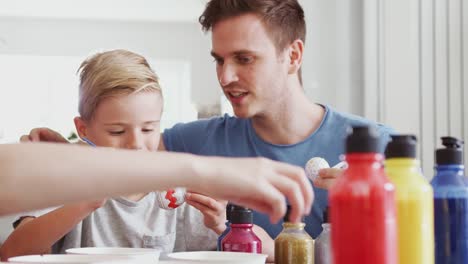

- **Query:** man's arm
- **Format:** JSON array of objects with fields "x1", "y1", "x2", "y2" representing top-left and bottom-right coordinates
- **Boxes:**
[{"x1": 20, "y1": 128, "x2": 68, "y2": 143}]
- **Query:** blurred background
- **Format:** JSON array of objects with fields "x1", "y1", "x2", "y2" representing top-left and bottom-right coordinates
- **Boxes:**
[{"x1": 0, "y1": 0, "x2": 466, "y2": 242}]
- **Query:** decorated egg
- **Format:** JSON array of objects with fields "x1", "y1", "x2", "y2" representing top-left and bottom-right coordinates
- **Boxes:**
[{"x1": 156, "y1": 187, "x2": 186, "y2": 210}]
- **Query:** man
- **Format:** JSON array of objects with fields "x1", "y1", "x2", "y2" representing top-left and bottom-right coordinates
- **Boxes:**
[
  {"x1": 24, "y1": 0, "x2": 392, "y2": 239},
  {"x1": 160, "y1": 0, "x2": 392, "y2": 238}
]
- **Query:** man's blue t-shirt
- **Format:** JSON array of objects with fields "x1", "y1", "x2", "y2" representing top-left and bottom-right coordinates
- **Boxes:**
[{"x1": 163, "y1": 105, "x2": 393, "y2": 239}]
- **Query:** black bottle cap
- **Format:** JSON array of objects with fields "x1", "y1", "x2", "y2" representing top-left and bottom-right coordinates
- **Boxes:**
[
  {"x1": 346, "y1": 125, "x2": 380, "y2": 153},
  {"x1": 283, "y1": 205, "x2": 305, "y2": 223},
  {"x1": 226, "y1": 204, "x2": 234, "y2": 222},
  {"x1": 322, "y1": 207, "x2": 329, "y2": 223},
  {"x1": 283, "y1": 205, "x2": 292, "y2": 222},
  {"x1": 385, "y1": 135, "x2": 417, "y2": 159},
  {"x1": 436, "y1": 137, "x2": 464, "y2": 165},
  {"x1": 230, "y1": 205, "x2": 253, "y2": 224}
]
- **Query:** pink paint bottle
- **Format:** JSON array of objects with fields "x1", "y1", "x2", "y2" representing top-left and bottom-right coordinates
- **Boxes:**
[{"x1": 221, "y1": 205, "x2": 262, "y2": 253}]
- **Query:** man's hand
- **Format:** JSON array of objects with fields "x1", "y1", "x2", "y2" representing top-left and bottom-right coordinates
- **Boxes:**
[
  {"x1": 312, "y1": 168, "x2": 343, "y2": 190},
  {"x1": 191, "y1": 157, "x2": 314, "y2": 224},
  {"x1": 20, "y1": 128, "x2": 68, "y2": 143}
]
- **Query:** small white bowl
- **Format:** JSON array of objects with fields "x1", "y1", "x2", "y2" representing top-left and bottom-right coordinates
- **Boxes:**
[
  {"x1": 66, "y1": 247, "x2": 160, "y2": 264},
  {"x1": 167, "y1": 251, "x2": 267, "y2": 264},
  {"x1": 8, "y1": 254, "x2": 132, "y2": 263}
]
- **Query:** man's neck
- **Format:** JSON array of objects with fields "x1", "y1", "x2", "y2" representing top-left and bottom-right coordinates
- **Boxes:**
[{"x1": 251, "y1": 93, "x2": 325, "y2": 145}]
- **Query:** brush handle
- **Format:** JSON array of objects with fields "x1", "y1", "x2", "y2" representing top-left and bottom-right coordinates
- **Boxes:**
[
  {"x1": 81, "y1": 137, "x2": 96, "y2": 147},
  {"x1": 332, "y1": 161, "x2": 348, "y2": 169}
]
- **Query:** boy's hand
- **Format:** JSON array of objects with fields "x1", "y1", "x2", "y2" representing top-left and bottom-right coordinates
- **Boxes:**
[
  {"x1": 20, "y1": 128, "x2": 68, "y2": 143},
  {"x1": 312, "y1": 168, "x2": 343, "y2": 190},
  {"x1": 185, "y1": 192, "x2": 227, "y2": 235}
]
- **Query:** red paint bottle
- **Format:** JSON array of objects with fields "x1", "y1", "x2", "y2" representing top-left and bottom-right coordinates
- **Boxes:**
[{"x1": 329, "y1": 126, "x2": 397, "y2": 264}]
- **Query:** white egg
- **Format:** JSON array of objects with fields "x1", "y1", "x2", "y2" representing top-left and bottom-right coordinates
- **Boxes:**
[{"x1": 305, "y1": 157, "x2": 330, "y2": 181}]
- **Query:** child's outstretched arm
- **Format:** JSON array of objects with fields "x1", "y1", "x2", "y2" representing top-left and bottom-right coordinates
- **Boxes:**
[
  {"x1": 0, "y1": 201, "x2": 103, "y2": 261},
  {"x1": 0, "y1": 143, "x2": 313, "y2": 223}
]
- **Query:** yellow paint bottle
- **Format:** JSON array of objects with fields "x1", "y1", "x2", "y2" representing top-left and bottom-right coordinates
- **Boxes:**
[{"x1": 385, "y1": 135, "x2": 434, "y2": 264}]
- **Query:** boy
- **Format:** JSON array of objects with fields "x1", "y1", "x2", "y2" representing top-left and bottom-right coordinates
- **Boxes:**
[{"x1": 0, "y1": 50, "x2": 223, "y2": 258}]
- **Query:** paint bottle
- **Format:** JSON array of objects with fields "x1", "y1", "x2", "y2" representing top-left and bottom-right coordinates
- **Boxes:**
[
  {"x1": 217, "y1": 204, "x2": 234, "y2": 251},
  {"x1": 329, "y1": 125, "x2": 397, "y2": 264},
  {"x1": 221, "y1": 205, "x2": 262, "y2": 253},
  {"x1": 385, "y1": 135, "x2": 434, "y2": 264},
  {"x1": 274, "y1": 205, "x2": 314, "y2": 264},
  {"x1": 431, "y1": 137, "x2": 467, "y2": 264},
  {"x1": 314, "y1": 206, "x2": 332, "y2": 264}
]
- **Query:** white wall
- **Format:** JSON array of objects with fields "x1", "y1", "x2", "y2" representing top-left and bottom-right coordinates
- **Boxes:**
[
  {"x1": 364, "y1": 0, "x2": 468, "y2": 177},
  {"x1": 0, "y1": 1, "x2": 364, "y2": 114},
  {"x1": 301, "y1": 0, "x2": 365, "y2": 115},
  {"x1": 0, "y1": 17, "x2": 219, "y2": 106},
  {"x1": 0, "y1": 0, "x2": 206, "y2": 22},
  {"x1": 0, "y1": 54, "x2": 196, "y2": 142}
]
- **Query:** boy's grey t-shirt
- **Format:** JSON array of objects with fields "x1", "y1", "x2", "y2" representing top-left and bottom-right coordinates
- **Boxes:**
[{"x1": 28, "y1": 192, "x2": 217, "y2": 254}]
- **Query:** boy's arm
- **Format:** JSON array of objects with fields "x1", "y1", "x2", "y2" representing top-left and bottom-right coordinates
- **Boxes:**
[
  {"x1": 0, "y1": 143, "x2": 313, "y2": 223},
  {"x1": 253, "y1": 225, "x2": 275, "y2": 263},
  {"x1": 0, "y1": 200, "x2": 103, "y2": 261}
]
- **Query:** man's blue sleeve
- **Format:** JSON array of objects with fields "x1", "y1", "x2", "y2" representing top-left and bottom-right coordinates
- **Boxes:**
[
  {"x1": 162, "y1": 119, "x2": 216, "y2": 154},
  {"x1": 377, "y1": 124, "x2": 396, "y2": 154}
]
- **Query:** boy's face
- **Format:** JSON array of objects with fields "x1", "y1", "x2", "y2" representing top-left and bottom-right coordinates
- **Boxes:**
[
  {"x1": 211, "y1": 14, "x2": 292, "y2": 118},
  {"x1": 75, "y1": 92, "x2": 162, "y2": 151}
]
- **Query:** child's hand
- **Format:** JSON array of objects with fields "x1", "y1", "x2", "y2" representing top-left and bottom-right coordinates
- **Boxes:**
[
  {"x1": 185, "y1": 192, "x2": 227, "y2": 235},
  {"x1": 312, "y1": 168, "x2": 343, "y2": 190}
]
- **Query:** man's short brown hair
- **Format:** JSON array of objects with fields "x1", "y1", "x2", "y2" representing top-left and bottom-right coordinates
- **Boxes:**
[{"x1": 199, "y1": 0, "x2": 306, "y2": 52}]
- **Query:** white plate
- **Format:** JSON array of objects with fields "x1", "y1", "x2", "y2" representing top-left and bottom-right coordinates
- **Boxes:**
[
  {"x1": 8, "y1": 254, "x2": 132, "y2": 264},
  {"x1": 66, "y1": 247, "x2": 160, "y2": 264},
  {"x1": 167, "y1": 251, "x2": 267, "y2": 264},
  {"x1": 66, "y1": 247, "x2": 160, "y2": 256}
]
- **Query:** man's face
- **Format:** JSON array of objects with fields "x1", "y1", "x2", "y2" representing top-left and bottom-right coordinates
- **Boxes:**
[{"x1": 211, "y1": 14, "x2": 291, "y2": 118}]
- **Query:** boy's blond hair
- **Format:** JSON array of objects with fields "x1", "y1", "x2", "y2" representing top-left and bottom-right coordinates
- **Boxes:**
[{"x1": 78, "y1": 49, "x2": 162, "y2": 121}]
